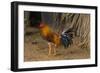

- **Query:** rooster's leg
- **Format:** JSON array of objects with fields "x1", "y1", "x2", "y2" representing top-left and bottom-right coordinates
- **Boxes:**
[
  {"x1": 48, "y1": 43, "x2": 52, "y2": 56},
  {"x1": 53, "y1": 44, "x2": 57, "y2": 56}
]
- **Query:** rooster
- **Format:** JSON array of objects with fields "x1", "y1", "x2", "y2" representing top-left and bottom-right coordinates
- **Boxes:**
[{"x1": 38, "y1": 23, "x2": 73, "y2": 56}]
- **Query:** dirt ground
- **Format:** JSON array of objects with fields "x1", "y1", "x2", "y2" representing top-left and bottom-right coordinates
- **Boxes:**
[{"x1": 24, "y1": 28, "x2": 90, "y2": 62}]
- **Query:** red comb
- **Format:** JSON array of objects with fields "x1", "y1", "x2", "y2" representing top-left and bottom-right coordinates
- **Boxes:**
[{"x1": 39, "y1": 23, "x2": 44, "y2": 28}]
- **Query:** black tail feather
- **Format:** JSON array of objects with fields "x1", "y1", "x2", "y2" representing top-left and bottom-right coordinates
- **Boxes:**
[{"x1": 61, "y1": 32, "x2": 73, "y2": 48}]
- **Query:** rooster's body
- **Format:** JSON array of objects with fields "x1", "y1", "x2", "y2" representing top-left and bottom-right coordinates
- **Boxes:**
[
  {"x1": 38, "y1": 23, "x2": 73, "y2": 56},
  {"x1": 39, "y1": 24, "x2": 60, "y2": 45}
]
